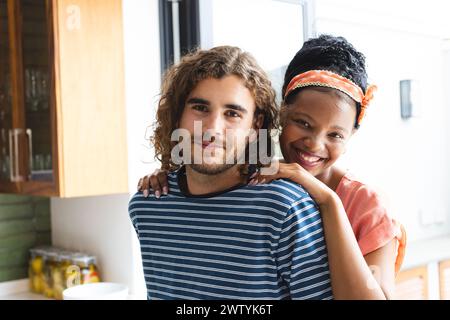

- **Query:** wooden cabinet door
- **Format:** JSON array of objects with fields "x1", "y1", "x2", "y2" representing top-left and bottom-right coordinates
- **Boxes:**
[
  {"x1": 395, "y1": 266, "x2": 428, "y2": 300},
  {"x1": 19, "y1": 0, "x2": 59, "y2": 196},
  {"x1": 1, "y1": 0, "x2": 58, "y2": 196},
  {"x1": 1, "y1": 0, "x2": 127, "y2": 197},
  {"x1": 52, "y1": 0, "x2": 127, "y2": 197},
  {"x1": 0, "y1": 0, "x2": 16, "y2": 188}
]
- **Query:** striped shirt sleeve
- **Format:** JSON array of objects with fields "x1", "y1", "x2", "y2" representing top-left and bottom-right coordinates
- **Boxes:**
[
  {"x1": 276, "y1": 197, "x2": 332, "y2": 300},
  {"x1": 129, "y1": 193, "x2": 141, "y2": 238}
]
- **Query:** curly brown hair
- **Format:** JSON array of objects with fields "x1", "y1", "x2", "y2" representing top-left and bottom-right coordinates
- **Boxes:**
[{"x1": 152, "y1": 46, "x2": 279, "y2": 172}]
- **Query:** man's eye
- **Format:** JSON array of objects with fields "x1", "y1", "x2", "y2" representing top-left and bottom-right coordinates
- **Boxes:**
[
  {"x1": 192, "y1": 105, "x2": 208, "y2": 112},
  {"x1": 225, "y1": 110, "x2": 240, "y2": 118}
]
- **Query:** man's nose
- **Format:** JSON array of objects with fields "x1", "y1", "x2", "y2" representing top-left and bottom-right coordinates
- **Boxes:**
[{"x1": 203, "y1": 111, "x2": 226, "y2": 136}]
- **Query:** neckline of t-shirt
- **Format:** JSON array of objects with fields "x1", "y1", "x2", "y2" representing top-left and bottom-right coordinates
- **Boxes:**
[{"x1": 176, "y1": 166, "x2": 247, "y2": 198}]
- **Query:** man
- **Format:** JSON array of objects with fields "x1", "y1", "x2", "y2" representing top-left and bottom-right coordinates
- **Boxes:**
[{"x1": 128, "y1": 46, "x2": 332, "y2": 300}]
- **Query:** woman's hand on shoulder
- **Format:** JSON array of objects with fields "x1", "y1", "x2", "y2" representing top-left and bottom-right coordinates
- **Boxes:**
[
  {"x1": 248, "y1": 161, "x2": 337, "y2": 207},
  {"x1": 137, "y1": 168, "x2": 169, "y2": 198}
]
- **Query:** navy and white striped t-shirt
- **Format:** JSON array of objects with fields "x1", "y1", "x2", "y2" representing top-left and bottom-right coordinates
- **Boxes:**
[{"x1": 128, "y1": 168, "x2": 333, "y2": 300}]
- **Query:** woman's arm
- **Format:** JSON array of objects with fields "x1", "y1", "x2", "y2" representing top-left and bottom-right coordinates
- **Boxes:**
[
  {"x1": 320, "y1": 196, "x2": 395, "y2": 299},
  {"x1": 252, "y1": 162, "x2": 396, "y2": 299}
]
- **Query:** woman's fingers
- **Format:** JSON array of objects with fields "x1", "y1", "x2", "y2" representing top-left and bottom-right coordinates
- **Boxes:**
[
  {"x1": 149, "y1": 174, "x2": 162, "y2": 198},
  {"x1": 142, "y1": 175, "x2": 150, "y2": 197},
  {"x1": 248, "y1": 174, "x2": 275, "y2": 186},
  {"x1": 249, "y1": 171, "x2": 258, "y2": 180},
  {"x1": 156, "y1": 170, "x2": 169, "y2": 195}
]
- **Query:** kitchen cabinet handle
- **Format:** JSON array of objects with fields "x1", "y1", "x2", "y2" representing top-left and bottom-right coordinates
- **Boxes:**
[
  {"x1": 8, "y1": 129, "x2": 25, "y2": 182},
  {"x1": 26, "y1": 129, "x2": 33, "y2": 179},
  {"x1": 8, "y1": 129, "x2": 14, "y2": 181}
]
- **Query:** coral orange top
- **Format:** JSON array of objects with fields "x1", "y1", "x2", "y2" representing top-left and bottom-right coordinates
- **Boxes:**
[{"x1": 335, "y1": 172, "x2": 406, "y2": 274}]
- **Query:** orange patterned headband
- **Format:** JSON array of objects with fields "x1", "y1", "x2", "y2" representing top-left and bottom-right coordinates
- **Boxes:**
[{"x1": 284, "y1": 70, "x2": 377, "y2": 126}]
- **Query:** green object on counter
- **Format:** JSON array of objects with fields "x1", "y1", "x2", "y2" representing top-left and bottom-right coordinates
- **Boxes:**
[
  {"x1": 0, "y1": 266, "x2": 28, "y2": 282},
  {"x1": 0, "y1": 233, "x2": 36, "y2": 250},
  {"x1": 0, "y1": 249, "x2": 29, "y2": 268},
  {"x1": 0, "y1": 219, "x2": 34, "y2": 237},
  {"x1": 0, "y1": 203, "x2": 34, "y2": 221}
]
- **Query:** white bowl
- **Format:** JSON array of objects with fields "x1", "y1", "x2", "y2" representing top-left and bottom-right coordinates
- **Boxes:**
[{"x1": 63, "y1": 282, "x2": 129, "y2": 300}]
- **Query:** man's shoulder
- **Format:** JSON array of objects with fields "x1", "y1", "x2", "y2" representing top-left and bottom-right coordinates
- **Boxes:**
[
  {"x1": 128, "y1": 192, "x2": 146, "y2": 216},
  {"x1": 241, "y1": 179, "x2": 316, "y2": 211},
  {"x1": 263, "y1": 179, "x2": 311, "y2": 200}
]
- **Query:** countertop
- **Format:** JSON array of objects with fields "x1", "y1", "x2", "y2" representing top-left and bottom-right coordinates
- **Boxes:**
[
  {"x1": 0, "y1": 278, "x2": 141, "y2": 300},
  {"x1": 0, "y1": 279, "x2": 51, "y2": 300}
]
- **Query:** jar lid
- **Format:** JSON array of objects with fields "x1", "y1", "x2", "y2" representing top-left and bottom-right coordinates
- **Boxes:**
[
  {"x1": 46, "y1": 250, "x2": 59, "y2": 261},
  {"x1": 71, "y1": 253, "x2": 97, "y2": 265},
  {"x1": 32, "y1": 246, "x2": 53, "y2": 257},
  {"x1": 58, "y1": 251, "x2": 73, "y2": 261}
]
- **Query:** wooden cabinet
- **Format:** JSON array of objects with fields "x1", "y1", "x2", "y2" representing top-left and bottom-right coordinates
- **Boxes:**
[
  {"x1": 395, "y1": 266, "x2": 428, "y2": 300},
  {"x1": 0, "y1": 0, "x2": 128, "y2": 197}
]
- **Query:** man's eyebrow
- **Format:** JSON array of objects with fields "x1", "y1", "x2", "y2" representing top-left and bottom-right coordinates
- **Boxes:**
[
  {"x1": 186, "y1": 97, "x2": 210, "y2": 105},
  {"x1": 225, "y1": 104, "x2": 248, "y2": 114},
  {"x1": 186, "y1": 98, "x2": 248, "y2": 114}
]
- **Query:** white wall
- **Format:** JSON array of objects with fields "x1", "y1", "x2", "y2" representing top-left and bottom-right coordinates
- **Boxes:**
[
  {"x1": 51, "y1": 0, "x2": 161, "y2": 299},
  {"x1": 314, "y1": 0, "x2": 450, "y2": 241}
]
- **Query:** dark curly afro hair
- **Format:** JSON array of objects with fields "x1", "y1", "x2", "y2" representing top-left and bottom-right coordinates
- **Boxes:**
[{"x1": 282, "y1": 34, "x2": 368, "y2": 128}]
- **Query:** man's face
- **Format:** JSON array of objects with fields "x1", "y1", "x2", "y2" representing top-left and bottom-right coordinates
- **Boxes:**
[{"x1": 178, "y1": 75, "x2": 259, "y2": 175}]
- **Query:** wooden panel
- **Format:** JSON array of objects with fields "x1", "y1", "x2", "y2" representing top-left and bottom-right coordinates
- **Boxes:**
[
  {"x1": 439, "y1": 260, "x2": 450, "y2": 300},
  {"x1": 52, "y1": 0, "x2": 128, "y2": 197},
  {"x1": 6, "y1": 0, "x2": 28, "y2": 182},
  {"x1": 395, "y1": 266, "x2": 428, "y2": 300}
]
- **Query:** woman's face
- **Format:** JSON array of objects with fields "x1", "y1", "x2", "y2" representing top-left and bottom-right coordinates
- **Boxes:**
[{"x1": 280, "y1": 88, "x2": 357, "y2": 178}]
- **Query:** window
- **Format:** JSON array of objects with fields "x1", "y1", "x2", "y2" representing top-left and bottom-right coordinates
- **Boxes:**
[{"x1": 159, "y1": 0, "x2": 201, "y2": 73}]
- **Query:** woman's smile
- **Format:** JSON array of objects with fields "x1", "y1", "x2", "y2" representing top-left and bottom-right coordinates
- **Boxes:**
[{"x1": 293, "y1": 148, "x2": 327, "y2": 169}]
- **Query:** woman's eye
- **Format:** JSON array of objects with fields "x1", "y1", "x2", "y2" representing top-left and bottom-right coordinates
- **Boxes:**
[
  {"x1": 329, "y1": 132, "x2": 344, "y2": 140},
  {"x1": 294, "y1": 119, "x2": 310, "y2": 128},
  {"x1": 192, "y1": 105, "x2": 208, "y2": 112}
]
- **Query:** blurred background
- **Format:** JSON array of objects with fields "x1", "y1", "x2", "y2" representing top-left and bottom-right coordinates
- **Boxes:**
[{"x1": 0, "y1": 0, "x2": 449, "y2": 300}]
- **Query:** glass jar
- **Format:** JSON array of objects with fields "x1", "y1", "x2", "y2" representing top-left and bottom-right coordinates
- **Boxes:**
[
  {"x1": 42, "y1": 248, "x2": 59, "y2": 298},
  {"x1": 71, "y1": 254, "x2": 101, "y2": 284},
  {"x1": 28, "y1": 248, "x2": 45, "y2": 294},
  {"x1": 52, "y1": 251, "x2": 72, "y2": 300}
]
